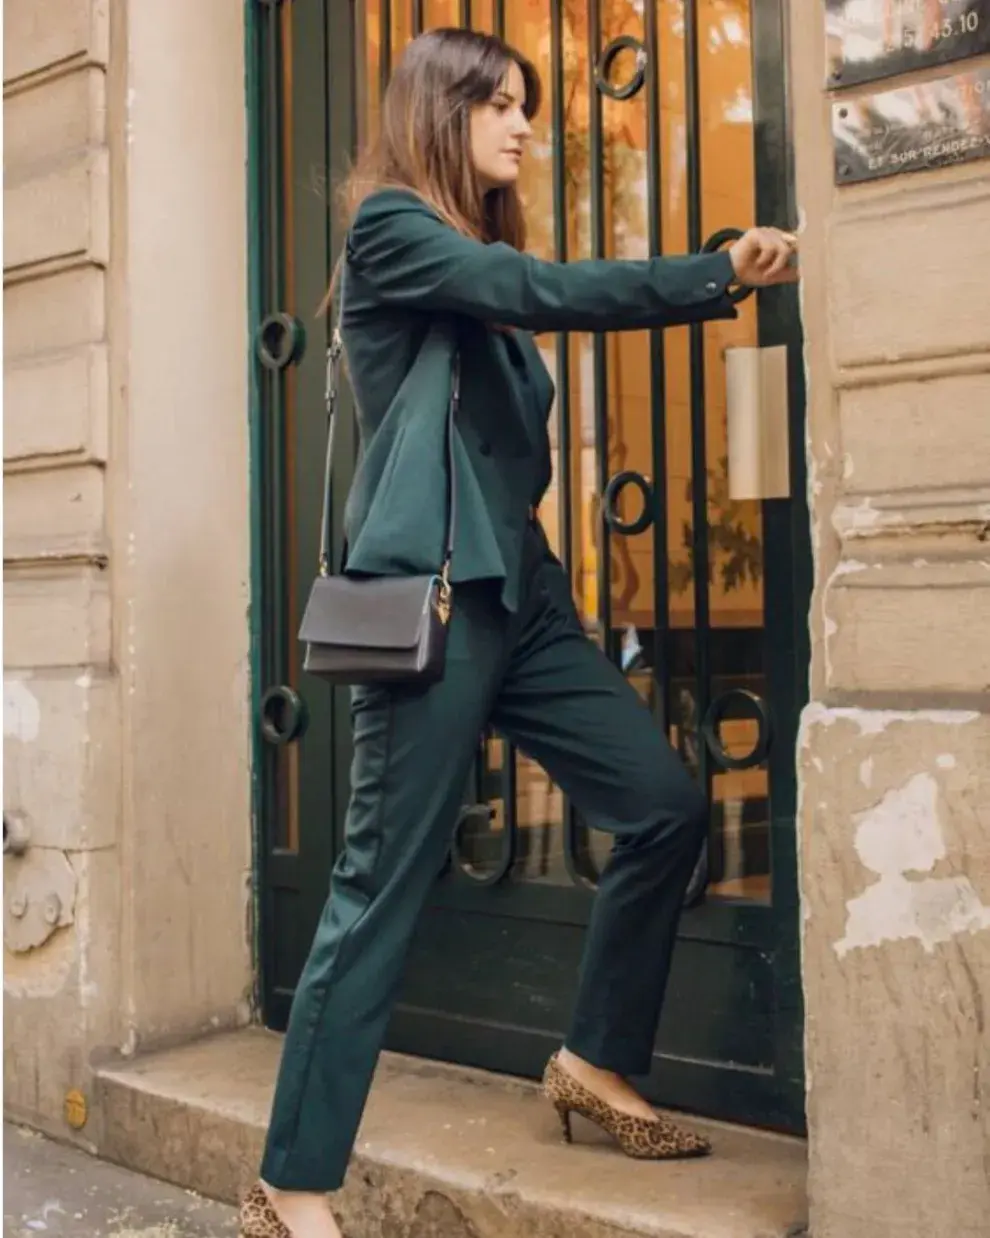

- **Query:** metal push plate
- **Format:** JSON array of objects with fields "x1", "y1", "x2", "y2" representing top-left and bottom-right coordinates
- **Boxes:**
[
  {"x1": 826, "y1": 0, "x2": 990, "y2": 89},
  {"x1": 833, "y1": 64, "x2": 990, "y2": 183}
]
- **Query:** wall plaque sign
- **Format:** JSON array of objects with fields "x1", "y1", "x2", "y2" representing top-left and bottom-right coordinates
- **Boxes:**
[
  {"x1": 827, "y1": 0, "x2": 990, "y2": 88},
  {"x1": 833, "y1": 64, "x2": 990, "y2": 182}
]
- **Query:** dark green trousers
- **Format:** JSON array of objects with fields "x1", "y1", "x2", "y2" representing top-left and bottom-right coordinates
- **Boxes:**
[{"x1": 261, "y1": 527, "x2": 708, "y2": 1191}]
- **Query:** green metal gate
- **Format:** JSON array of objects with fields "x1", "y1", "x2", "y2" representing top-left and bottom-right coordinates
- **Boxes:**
[{"x1": 247, "y1": 0, "x2": 811, "y2": 1132}]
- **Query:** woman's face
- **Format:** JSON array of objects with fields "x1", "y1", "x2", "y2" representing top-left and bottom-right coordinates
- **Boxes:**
[{"x1": 470, "y1": 61, "x2": 532, "y2": 191}]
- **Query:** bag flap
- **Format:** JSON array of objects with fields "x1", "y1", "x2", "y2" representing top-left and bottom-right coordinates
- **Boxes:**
[{"x1": 299, "y1": 574, "x2": 437, "y2": 651}]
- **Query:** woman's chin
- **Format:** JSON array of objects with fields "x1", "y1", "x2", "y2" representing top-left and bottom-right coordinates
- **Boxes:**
[{"x1": 481, "y1": 167, "x2": 521, "y2": 191}]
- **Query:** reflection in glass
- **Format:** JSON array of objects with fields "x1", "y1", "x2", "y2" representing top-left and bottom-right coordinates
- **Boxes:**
[{"x1": 354, "y1": 1, "x2": 773, "y2": 904}]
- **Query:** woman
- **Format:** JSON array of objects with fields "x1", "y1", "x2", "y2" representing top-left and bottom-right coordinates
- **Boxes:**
[{"x1": 240, "y1": 26, "x2": 797, "y2": 1238}]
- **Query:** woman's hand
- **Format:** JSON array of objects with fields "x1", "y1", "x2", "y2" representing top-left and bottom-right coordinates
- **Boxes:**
[{"x1": 728, "y1": 227, "x2": 799, "y2": 288}]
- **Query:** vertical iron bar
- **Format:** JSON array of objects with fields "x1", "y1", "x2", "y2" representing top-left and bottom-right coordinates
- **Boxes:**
[
  {"x1": 326, "y1": 0, "x2": 360, "y2": 859},
  {"x1": 644, "y1": 0, "x2": 671, "y2": 736},
  {"x1": 684, "y1": 0, "x2": 712, "y2": 791},
  {"x1": 493, "y1": 0, "x2": 512, "y2": 857},
  {"x1": 501, "y1": 735, "x2": 517, "y2": 874},
  {"x1": 486, "y1": 0, "x2": 510, "y2": 855},
  {"x1": 551, "y1": 0, "x2": 572, "y2": 578},
  {"x1": 460, "y1": 0, "x2": 472, "y2": 28},
  {"x1": 412, "y1": 0, "x2": 425, "y2": 36},
  {"x1": 265, "y1": 5, "x2": 281, "y2": 313},
  {"x1": 752, "y1": 0, "x2": 810, "y2": 1100},
  {"x1": 552, "y1": 0, "x2": 579, "y2": 883},
  {"x1": 380, "y1": 0, "x2": 393, "y2": 95},
  {"x1": 563, "y1": 0, "x2": 611, "y2": 889},
  {"x1": 588, "y1": 0, "x2": 612, "y2": 645}
]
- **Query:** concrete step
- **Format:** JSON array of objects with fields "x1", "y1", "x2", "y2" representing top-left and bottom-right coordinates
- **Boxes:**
[{"x1": 94, "y1": 1028, "x2": 808, "y2": 1238}]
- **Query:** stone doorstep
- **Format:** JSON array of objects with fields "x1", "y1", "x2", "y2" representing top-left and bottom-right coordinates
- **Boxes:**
[{"x1": 93, "y1": 1028, "x2": 808, "y2": 1238}]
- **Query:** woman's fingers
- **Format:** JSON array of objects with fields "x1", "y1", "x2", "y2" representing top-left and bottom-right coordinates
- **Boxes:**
[
  {"x1": 729, "y1": 226, "x2": 800, "y2": 286},
  {"x1": 766, "y1": 233, "x2": 794, "y2": 279}
]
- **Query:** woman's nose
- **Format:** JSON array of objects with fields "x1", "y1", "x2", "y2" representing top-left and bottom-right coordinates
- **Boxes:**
[{"x1": 512, "y1": 113, "x2": 532, "y2": 140}]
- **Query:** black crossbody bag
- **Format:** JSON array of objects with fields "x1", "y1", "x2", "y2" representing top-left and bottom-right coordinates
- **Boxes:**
[{"x1": 298, "y1": 319, "x2": 460, "y2": 685}]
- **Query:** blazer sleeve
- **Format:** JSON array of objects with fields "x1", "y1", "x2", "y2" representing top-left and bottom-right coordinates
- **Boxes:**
[{"x1": 348, "y1": 189, "x2": 739, "y2": 333}]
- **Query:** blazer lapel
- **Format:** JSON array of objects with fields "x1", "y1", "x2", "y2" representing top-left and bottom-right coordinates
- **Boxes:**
[
  {"x1": 515, "y1": 331, "x2": 555, "y2": 425},
  {"x1": 492, "y1": 329, "x2": 554, "y2": 453}
]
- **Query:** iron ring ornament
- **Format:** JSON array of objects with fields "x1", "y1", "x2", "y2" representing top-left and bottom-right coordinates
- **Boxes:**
[
  {"x1": 259, "y1": 684, "x2": 307, "y2": 745},
  {"x1": 602, "y1": 470, "x2": 655, "y2": 536},
  {"x1": 701, "y1": 689, "x2": 773, "y2": 771},
  {"x1": 451, "y1": 803, "x2": 514, "y2": 886},
  {"x1": 700, "y1": 227, "x2": 752, "y2": 304},
  {"x1": 256, "y1": 311, "x2": 306, "y2": 371},
  {"x1": 595, "y1": 35, "x2": 648, "y2": 101}
]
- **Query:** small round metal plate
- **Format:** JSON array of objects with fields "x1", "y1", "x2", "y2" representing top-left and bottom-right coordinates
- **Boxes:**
[
  {"x1": 259, "y1": 685, "x2": 307, "y2": 745},
  {"x1": 595, "y1": 36, "x2": 648, "y2": 101},
  {"x1": 451, "y1": 803, "x2": 512, "y2": 886},
  {"x1": 701, "y1": 689, "x2": 772, "y2": 771},
  {"x1": 602, "y1": 470, "x2": 654, "y2": 536}
]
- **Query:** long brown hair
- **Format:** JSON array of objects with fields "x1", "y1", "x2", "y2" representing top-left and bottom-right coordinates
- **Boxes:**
[{"x1": 321, "y1": 27, "x2": 541, "y2": 313}]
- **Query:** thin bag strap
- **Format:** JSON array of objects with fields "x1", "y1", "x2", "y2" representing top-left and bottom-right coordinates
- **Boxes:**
[{"x1": 317, "y1": 266, "x2": 460, "y2": 580}]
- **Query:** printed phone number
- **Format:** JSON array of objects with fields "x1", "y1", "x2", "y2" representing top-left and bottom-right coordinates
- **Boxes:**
[
  {"x1": 841, "y1": 4, "x2": 983, "y2": 42},
  {"x1": 868, "y1": 134, "x2": 990, "y2": 169},
  {"x1": 898, "y1": 10, "x2": 982, "y2": 47}
]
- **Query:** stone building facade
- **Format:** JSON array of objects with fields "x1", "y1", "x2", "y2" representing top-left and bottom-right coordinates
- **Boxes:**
[{"x1": 4, "y1": 4, "x2": 989, "y2": 1238}]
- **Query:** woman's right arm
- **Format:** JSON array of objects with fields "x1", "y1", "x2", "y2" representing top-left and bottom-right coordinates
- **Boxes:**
[{"x1": 347, "y1": 189, "x2": 741, "y2": 333}]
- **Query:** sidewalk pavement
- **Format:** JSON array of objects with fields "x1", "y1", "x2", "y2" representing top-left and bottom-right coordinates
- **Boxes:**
[{"x1": 3, "y1": 1124, "x2": 238, "y2": 1238}]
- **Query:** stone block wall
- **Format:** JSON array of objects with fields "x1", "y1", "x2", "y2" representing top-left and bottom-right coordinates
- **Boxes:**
[
  {"x1": 3, "y1": 0, "x2": 254, "y2": 1141},
  {"x1": 789, "y1": 9, "x2": 990, "y2": 1238},
  {"x1": 4, "y1": 0, "x2": 120, "y2": 1135}
]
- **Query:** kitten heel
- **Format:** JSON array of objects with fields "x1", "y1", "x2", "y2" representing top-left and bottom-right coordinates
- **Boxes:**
[
  {"x1": 542, "y1": 1052, "x2": 713, "y2": 1161},
  {"x1": 554, "y1": 1100, "x2": 574, "y2": 1144}
]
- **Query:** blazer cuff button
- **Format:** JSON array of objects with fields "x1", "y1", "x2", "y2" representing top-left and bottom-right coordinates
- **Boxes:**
[{"x1": 704, "y1": 280, "x2": 719, "y2": 295}]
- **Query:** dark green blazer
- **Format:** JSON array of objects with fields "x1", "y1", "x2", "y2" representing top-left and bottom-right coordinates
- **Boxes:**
[{"x1": 340, "y1": 188, "x2": 738, "y2": 612}]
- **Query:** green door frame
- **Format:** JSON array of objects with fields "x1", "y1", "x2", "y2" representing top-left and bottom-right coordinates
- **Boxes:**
[{"x1": 245, "y1": 0, "x2": 811, "y2": 1133}]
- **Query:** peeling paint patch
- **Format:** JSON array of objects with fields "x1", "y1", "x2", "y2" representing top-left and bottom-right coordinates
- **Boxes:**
[
  {"x1": 4, "y1": 678, "x2": 41, "y2": 742},
  {"x1": 3, "y1": 678, "x2": 41, "y2": 742},
  {"x1": 822, "y1": 617, "x2": 838, "y2": 686},
  {"x1": 834, "y1": 559, "x2": 869, "y2": 577},
  {"x1": 842, "y1": 498, "x2": 879, "y2": 531},
  {"x1": 802, "y1": 703, "x2": 980, "y2": 738},
  {"x1": 936, "y1": 753, "x2": 957, "y2": 770},
  {"x1": 835, "y1": 773, "x2": 990, "y2": 957},
  {"x1": 859, "y1": 758, "x2": 874, "y2": 788}
]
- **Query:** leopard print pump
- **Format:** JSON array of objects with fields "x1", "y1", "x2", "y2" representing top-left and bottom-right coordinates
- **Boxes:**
[
  {"x1": 542, "y1": 1053, "x2": 712, "y2": 1160},
  {"x1": 238, "y1": 1183, "x2": 291, "y2": 1238}
]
